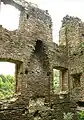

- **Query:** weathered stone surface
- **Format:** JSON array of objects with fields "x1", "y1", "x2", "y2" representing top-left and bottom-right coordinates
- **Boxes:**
[{"x1": 0, "y1": 0, "x2": 84, "y2": 120}]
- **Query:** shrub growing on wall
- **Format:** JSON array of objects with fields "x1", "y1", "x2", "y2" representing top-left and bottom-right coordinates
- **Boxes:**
[{"x1": 78, "y1": 111, "x2": 84, "y2": 120}]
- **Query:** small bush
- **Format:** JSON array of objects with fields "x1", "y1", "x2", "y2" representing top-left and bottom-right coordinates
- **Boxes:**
[{"x1": 78, "y1": 111, "x2": 84, "y2": 120}]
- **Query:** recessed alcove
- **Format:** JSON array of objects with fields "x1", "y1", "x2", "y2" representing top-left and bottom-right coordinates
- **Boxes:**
[{"x1": 34, "y1": 40, "x2": 43, "y2": 54}]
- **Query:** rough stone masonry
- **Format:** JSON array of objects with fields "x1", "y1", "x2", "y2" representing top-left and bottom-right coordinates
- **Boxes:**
[{"x1": 0, "y1": 0, "x2": 84, "y2": 120}]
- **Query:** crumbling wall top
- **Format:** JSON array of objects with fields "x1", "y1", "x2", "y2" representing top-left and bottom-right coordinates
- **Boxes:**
[
  {"x1": 1, "y1": 0, "x2": 38, "y2": 10},
  {"x1": 1, "y1": 0, "x2": 51, "y2": 24},
  {"x1": 62, "y1": 15, "x2": 82, "y2": 27}
]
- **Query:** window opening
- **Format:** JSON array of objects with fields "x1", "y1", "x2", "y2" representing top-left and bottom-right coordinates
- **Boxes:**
[
  {"x1": 77, "y1": 101, "x2": 84, "y2": 107},
  {"x1": 53, "y1": 69, "x2": 60, "y2": 93},
  {"x1": 72, "y1": 73, "x2": 81, "y2": 88},
  {"x1": 0, "y1": 2, "x2": 20, "y2": 30},
  {"x1": 0, "y1": 62, "x2": 15, "y2": 100}
]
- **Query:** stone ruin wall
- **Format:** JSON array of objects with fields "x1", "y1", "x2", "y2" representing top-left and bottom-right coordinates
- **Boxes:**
[
  {"x1": 59, "y1": 15, "x2": 84, "y2": 103},
  {"x1": 0, "y1": 0, "x2": 84, "y2": 120}
]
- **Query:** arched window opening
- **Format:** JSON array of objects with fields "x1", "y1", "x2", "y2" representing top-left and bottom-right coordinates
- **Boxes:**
[
  {"x1": 53, "y1": 68, "x2": 68, "y2": 94},
  {"x1": 0, "y1": 2, "x2": 20, "y2": 30},
  {"x1": 53, "y1": 69, "x2": 60, "y2": 93}
]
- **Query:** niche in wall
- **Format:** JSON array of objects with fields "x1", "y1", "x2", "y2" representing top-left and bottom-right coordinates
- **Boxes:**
[
  {"x1": 72, "y1": 73, "x2": 81, "y2": 88},
  {"x1": 34, "y1": 40, "x2": 43, "y2": 54}
]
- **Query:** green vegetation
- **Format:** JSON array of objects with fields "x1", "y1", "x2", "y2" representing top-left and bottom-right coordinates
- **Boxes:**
[
  {"x1": 78, "y1": 111, "x2": 84, "y2": 120},
  {"x1": 0, "y1": 74, "x2": 15, "y2": 100},
  {"x1": 53, "y1": 69, "x2": 60, "y2": 90}
]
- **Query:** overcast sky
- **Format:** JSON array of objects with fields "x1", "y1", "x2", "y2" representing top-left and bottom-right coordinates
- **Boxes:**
[
  {"x1": 26, "y1": 0, "x2": 84, "y2": 43},
  {"x1": 0, "y1": 0, "x2": 84, "y2": 75},
  {"x1": 1, "y1": 0, "x2": 84, "y2": 43}
]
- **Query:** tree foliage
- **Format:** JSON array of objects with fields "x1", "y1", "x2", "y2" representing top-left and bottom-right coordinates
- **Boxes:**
[{"x1": 0, "y1": 74, "x2": 14, "y2": 100}]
